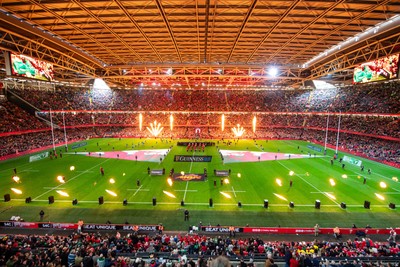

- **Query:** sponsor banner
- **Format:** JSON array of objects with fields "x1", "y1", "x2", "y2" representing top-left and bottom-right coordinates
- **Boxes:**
[
  {"x1": 244, "y1": 227, "x2": 314, "y2": 234},
  {"x1": 174, "y1": 155, "x2": 212, "y2": 162},
  {"x1": 0, "y1": 221, "x2": 38, "y2": 228},
  {"x1": 306, "y1": 144, "x2": 323, "y2": 153},
  {"x1": 343, "y1": 155, "x2": 362, "y2": 167},
  {"x1": 215, "y1": 170, "x2": 229, "y2": 177},
  {"x1": 177, "y1": 142, "x2": 215, "y2": 146},
  {"x1": 150, "y1": 169, "x2": 164, "y2": 176},
  {"x1": 71, "y1": 141, "x2": 88, "y2": 149},
  {"x1": 83, "y1": 224, "x2": 118, "y2": 231},
  {"x1": 173, "y1": 173, "x2": 205, "y2": 181},
  {"x1": 39, "y1": 223, "x2": 77, "y2": 229},
  {"x1": 243, "y1": 227, "x2": 393, "y2": 235},
  {"x1": 29, "y1": 152, "x2": 49, "y2": 162},
  {"x1": 83, "y1": 224, "x2": 160, "y2": 231},
  {"x1": 0, "y1": 221, "x2": 395, "y2": 235},
  {"x1": 201, "y1": 226, "x2": 242, "y2": 233},
  {"x1": 122, "y1": 225, "x2": 158, "y2": 231}
]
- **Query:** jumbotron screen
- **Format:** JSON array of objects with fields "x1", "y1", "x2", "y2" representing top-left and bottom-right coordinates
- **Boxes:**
[
  {"x1": 10, "y1": 53, "x2": 54, "y2": 81},
  {"x1": 353, "y1": 54, "x2": 399, "y2": 84}
]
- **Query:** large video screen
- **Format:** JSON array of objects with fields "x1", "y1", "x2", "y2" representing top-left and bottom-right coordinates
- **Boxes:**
[
  {"x1": 353, "y1": 54, "x2": 399, "y2": 84},
  {"x1": 11, "y1": 53, "x2": 54, "y2": 81}
]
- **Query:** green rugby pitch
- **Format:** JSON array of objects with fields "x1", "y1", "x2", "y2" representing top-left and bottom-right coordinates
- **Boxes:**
[{"x1": 0, "y1": 138, "x2": 398, "y2": 231}]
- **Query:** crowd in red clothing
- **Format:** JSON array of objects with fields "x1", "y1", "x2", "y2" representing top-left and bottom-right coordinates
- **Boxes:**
[
  {"x1": 0, "y1": 231, "x2": 399, "y2": 267},
  {"x1": 7, "y1": 80, "x2": 400, "y2": 114},
  {"x1": 0, "y1": 80, "x2": 398, "y2": 164}
]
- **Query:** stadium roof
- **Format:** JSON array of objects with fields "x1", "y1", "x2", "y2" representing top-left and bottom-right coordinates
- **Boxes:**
[{"x1": 1, "y1": 0, "x2": 400, "y2": 88}]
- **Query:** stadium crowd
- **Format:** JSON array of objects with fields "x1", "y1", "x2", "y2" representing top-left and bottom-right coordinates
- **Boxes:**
[
  {"x1": 0, "y1": 100, "x2": 46, "y2": 133},
  {"x1": 6, "y1": 80, "x2": 400, "y2": 114},
  {"x1": 0, "y1": 230, "x2": 399, "y2": 267},
  {"x1": 0, "y1": 80, "x2": 399, "y2": 165}
]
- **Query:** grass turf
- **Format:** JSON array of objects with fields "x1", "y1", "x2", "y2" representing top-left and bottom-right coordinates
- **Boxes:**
[{"x1": 0, "y1": 138, "x2": 398, "y2": 231}]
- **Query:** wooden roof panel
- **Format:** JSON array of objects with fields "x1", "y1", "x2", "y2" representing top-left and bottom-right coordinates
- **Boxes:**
[{"x1": 1, "y1": 0, "x2": 399, "y2": 87}]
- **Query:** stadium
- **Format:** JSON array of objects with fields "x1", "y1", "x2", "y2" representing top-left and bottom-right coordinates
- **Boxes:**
[{"x1": 0, "y1": 1, "x2": 399, "y2": 266}]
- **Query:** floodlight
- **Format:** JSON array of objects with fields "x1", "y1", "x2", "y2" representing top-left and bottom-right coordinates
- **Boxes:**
[{"x1": 268, "y1": 67, "x2": 278, "y2": 77}]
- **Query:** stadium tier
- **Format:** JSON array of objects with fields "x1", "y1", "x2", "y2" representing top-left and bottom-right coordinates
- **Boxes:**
[
  {"x1": 0, "y1": 231, "x2": 399, "y2": 266},
  {"x1": 1, "y1": 2, "x2": 400, "y2": 266},
  {"x1": 1, "y1": 81, "x2": 399, "y2": 166}
]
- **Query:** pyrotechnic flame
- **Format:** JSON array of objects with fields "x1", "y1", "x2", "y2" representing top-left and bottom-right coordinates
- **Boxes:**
[
  {"x1": 146, "y1": 120, "x2": 163, "y2": 137},
  {"x1": 167, "y1": 178, "x2": 173, "y2": 186},
  {"x1": 273, "y1": 193, "x2": 287, "y2": 201},
  {"x1": 220, "y1": 191, "x2": 232, "y2": 199},
  {"x1": 163, "y1": 190, "x2": 176, "y2": 198},
  {"x1": 57, "y1": 175, "x2": 65, "y2": 183},
  {"x1": 106, "y1": 189, "x2": 117, "y2": 196},
  {"x1": 56, "y1": 190, "x2": 69, "y2": 197},
  {"x1": 11, "y1": 188, "x2": 22, "y2": 194},
  {"x1": 170, "y1": 114, "x2": 174, "y2": 131},
  {"x1": 232, "y1": 124, "x2": 245, "y2": 137}
]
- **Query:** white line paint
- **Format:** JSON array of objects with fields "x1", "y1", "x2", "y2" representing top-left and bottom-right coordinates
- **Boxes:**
[
  {"x1": 183, "y1": 182, "x2": 189, "y2": 201},
  {"x1": 9, "y1": 199, "x2": 393, "y2": 208},
  {"x1": 43, "y1": 187, "x2": 66, "y2": 190},
  {"x1": 33, "y1": 159, "x2": 111, "y2": 201},
  {"x1": 277, "y1": 160, "x2": 341, "y2": 206}
]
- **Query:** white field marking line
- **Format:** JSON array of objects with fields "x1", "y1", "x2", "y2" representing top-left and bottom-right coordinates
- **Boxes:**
[
  {"x1": 1, "y1": 152, "x2": 74, "y2": 175},
  {"x1": 231, "y1": 186, "x2": 237, "y2": 198},
  {"x1": 188, "y1": 148, "x2": 196, "y2": 172},
  {"x1": 252, "y1": 142, "x2": 339, "y2": 206},
  {"x1": 0, "y1": 162, "x2": 32, "y2": 174},
  {"x1": 287, "y1": 139, "x2": 400, "y2": 192},
  {"x1": 277, "y1": 160, "x2": 340, "y2": 206},
  {"x1": 183, "y1": 181, "x2": 189, "y2": 201},
  {"x1": 76, "y1": 170, "x2": 94, "y2": 173},
  {"x1": 297, "y1": 173, "x2": 310, "y2": 176},
  {"x1": 127, "y1": 185, "x2": 150, "y2": 198},
  {"x1": 181, "y1": 148, "x2": 198, "y2": 201},
  {"x1": 355, "y1": 170, "x2": 400, "y2": 191},
  {"x1": 127, "y1": 188, "x2": 149, "y2": 191},
  {"x1": 19, "y1": 169, "x2": 40, "y2": 173},
  {"x1": 319, "y1": 153, "x2": 400, "y2": 193},
  {"x1": 312, "y1": 153, "x2": 400, "y2": 197},
  {"x1": 366, "y1": 171, "x2": 400, "y2": 192},
  {"x1": 310, "y1": 141, "x2": 400, "y2": 184},
  {"x1": 33, "y1": 158, "x2": 111, "y2": 201},
  {"x1": 9, "y1": 198, "x2": 393, "y2": 207},
  {"x1": 356, "y1": 172, "x2": 400, "y2": 192},
  {"x1": 174, "y1": 189, "x2": 197, "y2": 192},
  {"x1": 228, "y1": 186, "x2": 246, "y2": 198},
  {"x1": 43, "y1": 187, "x2": 66, "y2": 190}
]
